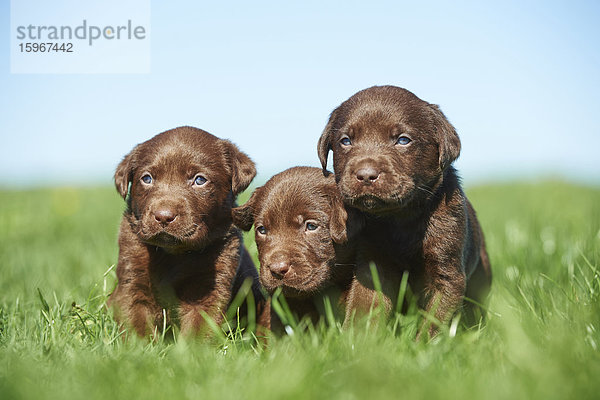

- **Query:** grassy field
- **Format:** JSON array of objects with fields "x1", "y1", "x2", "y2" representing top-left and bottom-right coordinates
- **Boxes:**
[{"x1": 0, "y1": 181, "x2": 599, "y2": 399}]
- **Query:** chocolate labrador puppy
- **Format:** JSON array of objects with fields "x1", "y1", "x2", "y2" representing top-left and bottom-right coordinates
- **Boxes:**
[
  {"x1": 108, "y1": 126, "x2": 264, "y2": 338},
  {"x1": 318, "y1": 86, "x2": 492, "y2": 337},
  {"x1": 232, "y1": 167, "x2": 361, "y2": 332}
]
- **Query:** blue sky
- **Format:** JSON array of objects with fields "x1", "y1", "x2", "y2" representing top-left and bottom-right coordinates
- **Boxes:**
[{"x1": 1, "y1": 0, "x2": 599, "y2": 187}]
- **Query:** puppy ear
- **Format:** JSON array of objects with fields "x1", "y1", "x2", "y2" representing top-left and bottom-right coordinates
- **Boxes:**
[
  {"x1": 327, "y1": 189, "x2": 349, "y2": 244},
  {"x1": 114, "y1": 151, "x2": 135, "y2": 200},
  {"x1": 223, "y1": 140, "x2": 257, "y2": 195},
  {"x1": 429, "y1": 104, "x2": 461, "y2": 171},
  {"x1": 232, "y1": 187, "x2": 261, "y2": 231},
  {"x1": 317, "y1": 107, "x2": 341, "y2": 175}
]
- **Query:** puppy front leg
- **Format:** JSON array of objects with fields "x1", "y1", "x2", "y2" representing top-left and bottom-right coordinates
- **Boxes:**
[
  {"x1": 179, "y1": 297, "x2": 228, "y2": 338},
  {"x1": 109, "y1": 268, "x2": 162, "y2": 338},
  {"x1": 343, "y1": 272, "x2": 392, "y2": 328},
  {"x1": 109, "y1": 291, "x2": 162, "y2": 338},
  {"x1": 418, "y1": 262, "x2": 466, "y2": 340},
  {"x1": 128, "y1": 299, "x2": 163, "y2": 338},
  {"x1": 112, "y1": 220, "x2": 162, "y2": 337}
]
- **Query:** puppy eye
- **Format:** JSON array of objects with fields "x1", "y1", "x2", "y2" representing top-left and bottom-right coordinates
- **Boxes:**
[
  {"x1": 141, "y1": 174, "x2": 153, "y2": 184},
  {"x1": 305, "y1": 222, "x2": 318, "y2": 231},
  {"x1": 193, "y1": 175, "x2": 207, "y2": 186},
  {"x1": 396, "y1": 136, "x2": 411, "y2": 145},
  {"x1": 340, "y1": 137, "x2": 352, "y2": 146},
  {"x1": 256, "y1": 226, "x2": 266, "y2": 235}
]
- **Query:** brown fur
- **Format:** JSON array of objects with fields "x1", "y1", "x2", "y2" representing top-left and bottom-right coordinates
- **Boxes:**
[
  {"x1": 232, "y1": 167, "x2": 361, "y2": 332},
  {"x1": 318, "y1": 86, "x2": 492, "y2": 337},
  {"x1": 108, "y1": 126, "x2": 264, "y2": 338}
]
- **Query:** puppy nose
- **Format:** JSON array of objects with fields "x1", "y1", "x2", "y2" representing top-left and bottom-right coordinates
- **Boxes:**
[
  {"x1": 154, "y1": 209, "x2": 177, "y2": 225},
  {"x1": 269, "y1": 261, "x2": 290, "y2": 278},
  {"x1": 356, "y1": 166, "x2": 380, "y2": 182}
]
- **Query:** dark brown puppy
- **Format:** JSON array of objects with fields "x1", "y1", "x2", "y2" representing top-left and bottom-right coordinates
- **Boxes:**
[
  {"x1": 108, "y1": 126, "x2": 263, "y2": 338},
  {"x1": 318, "y1": 86, "x2": 492, "y2": 337},
  {"x1": 232, "y1": 167, "x2": 359, "y2": 332}
]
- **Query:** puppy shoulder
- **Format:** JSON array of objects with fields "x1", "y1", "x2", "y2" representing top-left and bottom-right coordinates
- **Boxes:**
[{"x1": 424, "y1": 170, "x2": 469, "y2": 253}]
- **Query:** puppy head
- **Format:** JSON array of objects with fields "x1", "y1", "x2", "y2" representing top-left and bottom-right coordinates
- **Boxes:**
[
  {"x1": 232, "y1": 167, "x2": 351, "y2": 298},
  {"x1": 115, "y1": 126, "x2": 256, "y2": 252},
  {"x1": 318, "y1": 85, "x2": 460, "y2": 214}
]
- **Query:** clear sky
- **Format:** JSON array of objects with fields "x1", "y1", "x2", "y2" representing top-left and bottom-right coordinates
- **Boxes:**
[{"x1": 1, "y1": 0, "x2": 599, "y2": 187}]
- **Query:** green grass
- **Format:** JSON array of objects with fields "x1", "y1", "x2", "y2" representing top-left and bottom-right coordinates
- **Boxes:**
[{"x1": 1, "y1": 181, "x2": 599, "y2": 399}]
